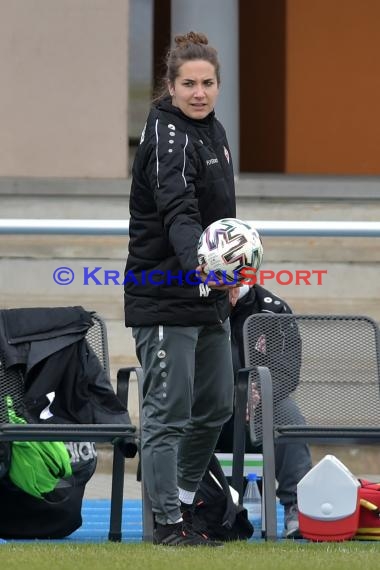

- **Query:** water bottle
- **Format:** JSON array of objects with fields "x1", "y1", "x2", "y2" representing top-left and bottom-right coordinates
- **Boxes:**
[{"x1": 243, "y1": 473, "x2": 262, "y2": 538}]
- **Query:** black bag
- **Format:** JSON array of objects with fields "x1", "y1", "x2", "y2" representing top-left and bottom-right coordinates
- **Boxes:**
[
  {"x1": 192, "y1": 454, "x2": 254, "y2": 541},
  {"x1": 0, "y1": 442, "x2": 11, "y2": 480},
  {"x1": 0, "y1": 441, "x2": 97, "y2": 539}
]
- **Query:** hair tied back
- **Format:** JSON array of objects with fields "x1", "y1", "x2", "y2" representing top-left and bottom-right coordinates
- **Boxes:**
[{"x1": 174, "y1": 31, "x2": 209, "y2": 48}]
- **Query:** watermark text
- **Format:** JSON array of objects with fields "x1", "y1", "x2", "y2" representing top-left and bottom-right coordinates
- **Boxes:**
[{"x1": 52, "y1": 266, "x2": 327, "y2": 286}]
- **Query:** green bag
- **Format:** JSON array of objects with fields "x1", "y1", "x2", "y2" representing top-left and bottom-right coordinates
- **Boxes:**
[{"x1": 6, "y1": 396, "x2": 72, "y2": 499}]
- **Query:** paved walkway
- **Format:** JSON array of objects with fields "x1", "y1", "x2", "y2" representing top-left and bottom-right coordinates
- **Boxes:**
[
  {"x1": 84, "y1": 450, "x2": 141, "y2": 500},
  {"x1": 85, "y1": 471, "x2": 142, "y2": 500}
]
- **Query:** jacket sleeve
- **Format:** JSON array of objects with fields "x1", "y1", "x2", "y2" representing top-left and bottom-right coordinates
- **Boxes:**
[{"x1": 146, "y1": 117, "x2": 203, "y2": 272}]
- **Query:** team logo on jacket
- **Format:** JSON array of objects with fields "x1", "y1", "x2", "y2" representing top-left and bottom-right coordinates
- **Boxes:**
[
  {"x1": 255, "y1": 334, "x2": 266, "y2": 354},
  {"x1": 223, "y1": 145, "x2": 230, "y2": 164}
]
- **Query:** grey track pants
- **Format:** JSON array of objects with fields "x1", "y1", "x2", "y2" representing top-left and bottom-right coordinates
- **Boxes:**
[{"x1": 132, "y1": 320, "x2": 234, "y2": 525}]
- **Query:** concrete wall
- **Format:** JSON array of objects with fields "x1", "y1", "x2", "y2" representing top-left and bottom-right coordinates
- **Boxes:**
[{"x1": 0, "y1": 0, "x2": 129, "y2": 178}]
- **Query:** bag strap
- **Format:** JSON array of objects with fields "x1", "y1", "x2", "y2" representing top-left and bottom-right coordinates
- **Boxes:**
[{"x1": 207, "y1": 454, "x2": 237, "y2": 529}]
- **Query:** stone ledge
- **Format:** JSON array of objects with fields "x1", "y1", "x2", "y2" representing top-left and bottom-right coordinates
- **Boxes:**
[{"x1": 1, "y1": 175, "x2": 380, "y2": 200}]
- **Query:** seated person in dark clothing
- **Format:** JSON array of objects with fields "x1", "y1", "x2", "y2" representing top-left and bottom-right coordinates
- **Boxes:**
[{"x1": 216, "y1": 283, "x2": 312, "y2": 538}]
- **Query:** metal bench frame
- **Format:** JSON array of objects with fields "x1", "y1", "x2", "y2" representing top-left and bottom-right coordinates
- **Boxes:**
[
  {"x1": 0, "y1": 310, "x2": 139, "y2": 542},
  {"x1": 231, "y1": 313, "x2": 380, "y2": 540}
]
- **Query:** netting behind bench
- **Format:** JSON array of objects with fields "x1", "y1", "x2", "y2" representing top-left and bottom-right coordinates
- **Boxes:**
[
  {"x1": 0, "y1": 356, "x2": 24, "y2": 423},
  {"x1": 243, "y1": 314, "x2": 380, "y2": 443}
]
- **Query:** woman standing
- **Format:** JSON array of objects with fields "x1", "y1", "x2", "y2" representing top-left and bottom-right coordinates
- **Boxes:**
[{"x1": 124, "y1": 31, "x2": 239, "y2": 546}]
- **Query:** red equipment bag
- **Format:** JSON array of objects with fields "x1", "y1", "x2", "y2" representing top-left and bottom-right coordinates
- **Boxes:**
[{"x1": 356, "y1": 479, "x2": 380, "y2": 540}]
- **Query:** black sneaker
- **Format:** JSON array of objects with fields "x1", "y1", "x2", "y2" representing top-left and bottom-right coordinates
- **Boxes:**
[
  {"x1": 153, "y1": 521, "x2": 224, "y2": 547},
  {"x1": 181, "y1": 500, "x2": 213, "y2": 539},
  {"x1": 180, "y1": 501, "x2": 194, "y2": 525}
]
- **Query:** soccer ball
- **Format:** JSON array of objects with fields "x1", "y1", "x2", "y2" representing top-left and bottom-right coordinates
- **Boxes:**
[{"x1": 197, "y1": 218, "x2": 264, "y2": 283}]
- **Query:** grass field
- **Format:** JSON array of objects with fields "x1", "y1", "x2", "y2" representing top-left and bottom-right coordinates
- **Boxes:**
[{"x1": 1, "y1": 541, "x2": 380, "y2": 570}]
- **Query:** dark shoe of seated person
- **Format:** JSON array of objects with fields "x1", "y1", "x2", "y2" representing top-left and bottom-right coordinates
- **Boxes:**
[
  {"x1": 153, "y1": 521, "x2": 224, "y2": 547},
  {"x1": 284, "y1": 504, "x2": 302, "y2": 539}
]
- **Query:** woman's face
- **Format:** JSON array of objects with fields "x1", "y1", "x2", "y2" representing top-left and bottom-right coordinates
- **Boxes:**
[{"x1": 169, "y1": 59, "x2": 219, "y2": 120}]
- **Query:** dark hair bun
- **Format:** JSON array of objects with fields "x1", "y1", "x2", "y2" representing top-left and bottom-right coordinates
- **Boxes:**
[{"x1": 174, "y1": 31, "x2": 209, "y2": 48}]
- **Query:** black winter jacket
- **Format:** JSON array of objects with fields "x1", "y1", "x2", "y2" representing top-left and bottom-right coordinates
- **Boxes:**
[
  {"x1": 0, "y1": 307, "x2": 132, "y2": 426},
  {"x1": 124, "y1": 98, "x2": 236, "y2": 327}
]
